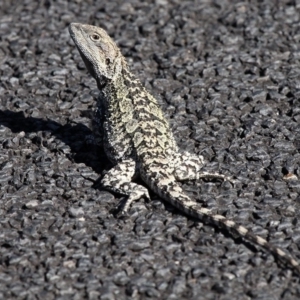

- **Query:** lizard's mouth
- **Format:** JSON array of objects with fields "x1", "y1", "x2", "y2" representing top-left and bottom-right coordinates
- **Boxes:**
[{"x1": 69, "y1": 23, "x2": 82, "y2": 39}]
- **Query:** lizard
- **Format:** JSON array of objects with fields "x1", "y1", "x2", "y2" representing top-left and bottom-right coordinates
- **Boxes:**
[{"x1": 68, "y1": 23, "x2": 300, "y2": 274}]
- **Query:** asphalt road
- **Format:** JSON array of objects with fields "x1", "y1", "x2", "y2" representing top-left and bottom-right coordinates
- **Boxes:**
[{"x1": 0, "y1": 0, "x2": 300, "y2": 299}]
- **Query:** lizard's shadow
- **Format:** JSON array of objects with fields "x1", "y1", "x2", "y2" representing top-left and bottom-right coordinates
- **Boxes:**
[{"x1": 0, "y1": 109, "x2": 108, "y2": 175}]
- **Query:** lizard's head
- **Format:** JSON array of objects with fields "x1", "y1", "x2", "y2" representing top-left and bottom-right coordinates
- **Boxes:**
[{"x1": 69, "y1": 23, "x2": 125, "y2": 89}]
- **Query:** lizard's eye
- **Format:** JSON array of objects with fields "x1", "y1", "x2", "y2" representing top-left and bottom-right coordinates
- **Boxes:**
[
  {"x1": 105, "y1": 58, "x2": 111, "y2": 65},
  {"x1": 90, "y1": 34, "x2": 100, "y2": 41}
]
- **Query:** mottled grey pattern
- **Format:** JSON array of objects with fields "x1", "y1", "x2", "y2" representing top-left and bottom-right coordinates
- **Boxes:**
[{"x1": 69, "y1": 23, "x2": 300, "y2": 274}]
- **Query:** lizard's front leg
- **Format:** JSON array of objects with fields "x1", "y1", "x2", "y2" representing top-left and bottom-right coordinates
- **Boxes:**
[
  {"x1": 87, "y1": 96, "x2": 104, "y2": 146},
  {"x1": 101, "y1": 158, "x2": 150, "y2": 213},
  {"x1": 174, "y1": 152, "x2": 230, "y2": 181}
]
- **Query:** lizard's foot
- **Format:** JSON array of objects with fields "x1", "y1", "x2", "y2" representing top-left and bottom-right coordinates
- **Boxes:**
[
  {"x1": 101, "y1": 158, "x2": 151, "y2": 213},
  {"x1": 121, "y1": 186, "x2": 150, "y2": 213},
  {"x1": 85, "y1": 134, "x2": 95, "y2": 145},
  {"x1": 197, "y1": 171, "x2": 234, "y2": 184},
  {"x1": 85, "y1": 134, "x2": 102, "y2": 146}
]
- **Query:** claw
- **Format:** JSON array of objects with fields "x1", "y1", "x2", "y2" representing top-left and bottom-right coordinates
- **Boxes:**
[{"x1": 122, "y1": 187, "x2": 150, "y2": 212}]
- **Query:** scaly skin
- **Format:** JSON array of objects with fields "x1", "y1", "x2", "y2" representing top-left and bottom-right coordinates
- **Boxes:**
[{"x1": 69, "y1": 23, "x2": 300, "y2": 274}]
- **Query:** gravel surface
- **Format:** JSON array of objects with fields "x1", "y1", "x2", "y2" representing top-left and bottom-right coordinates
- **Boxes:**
[{"x1": 1, "y1": 0, "x2": 300, "y2": 299}]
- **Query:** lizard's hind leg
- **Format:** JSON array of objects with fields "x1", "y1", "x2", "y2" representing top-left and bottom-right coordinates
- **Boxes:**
[{"x1": 174, "y1": 152, "x2": 231, "y2": 182}]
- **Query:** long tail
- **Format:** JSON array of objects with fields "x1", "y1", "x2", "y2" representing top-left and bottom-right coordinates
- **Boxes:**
[{"x1": 147, "y1": 175, "x2": 300, "y2": 275}]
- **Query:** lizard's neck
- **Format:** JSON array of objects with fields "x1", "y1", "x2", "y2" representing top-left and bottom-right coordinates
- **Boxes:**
[{"x1": 101, "y1": 67, "x2": 142, "y2": 110}]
